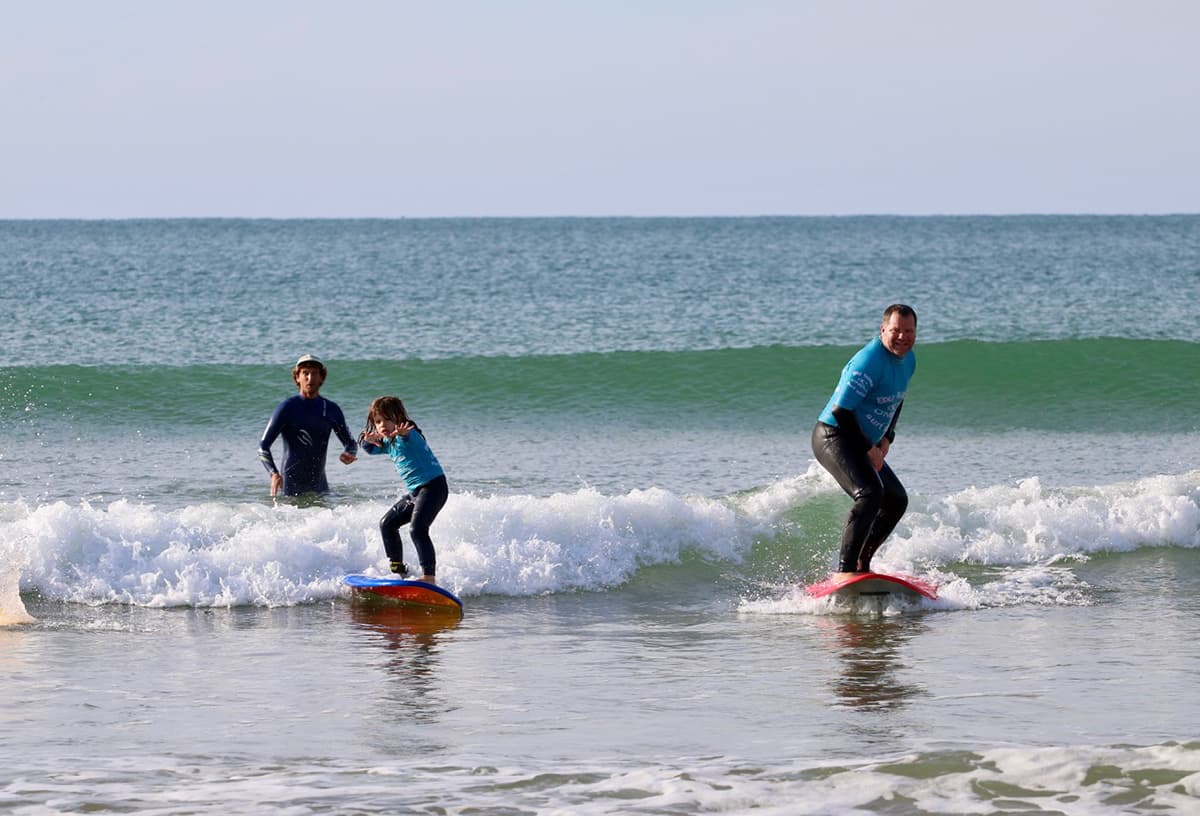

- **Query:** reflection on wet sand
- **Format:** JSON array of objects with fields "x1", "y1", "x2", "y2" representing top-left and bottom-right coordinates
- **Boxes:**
[
  {"x1": 817, "y1": 615, "x2": 928, "y2": 711},
  {"x1": 0, "y1": 627, "x2": 32, "y2": 673},
  {"x1": 349, "y1": 599, "x2": 462, "y2": 639},
  {"x1": 348, "y1": 599, "x2": 461, "y2": 724}
]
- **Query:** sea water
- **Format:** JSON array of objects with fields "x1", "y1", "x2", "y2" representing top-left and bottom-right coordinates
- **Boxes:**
[{"x1": 2, "y1": 217, "x2": 1199, "y2": 813}]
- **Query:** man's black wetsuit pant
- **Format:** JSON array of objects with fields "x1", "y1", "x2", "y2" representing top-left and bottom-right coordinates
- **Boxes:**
[
  {"x1": 811, "y1": 422, "x2": 908, "y2": 573},
  {"x1": 380, "y1": 475, "x2": 449, "y2": 577}
]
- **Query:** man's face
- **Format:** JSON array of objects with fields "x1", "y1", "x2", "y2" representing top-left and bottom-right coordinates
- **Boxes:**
[
  {"x1": 294, "y1": 364, "x2": 326, "y2": 398},
  {"x1": 880, "y1": 312, "x2": 917, "y2": 357}
]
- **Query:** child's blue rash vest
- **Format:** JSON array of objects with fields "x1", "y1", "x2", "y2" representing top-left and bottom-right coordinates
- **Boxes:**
[{"x1": 360, "y1": 427, "x2": 444, "y2": 493}]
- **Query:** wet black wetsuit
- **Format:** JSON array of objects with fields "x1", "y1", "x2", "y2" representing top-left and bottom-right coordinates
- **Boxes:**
[
  {"x1": 812, "y1": 336, "x2": 915, "y2": 572},
  {"x1": 811, "y1": 407, "x2": 907, "y2": 573},
  {"x1": 258, "y1": 395, "x2": 357, "y2": 496}
]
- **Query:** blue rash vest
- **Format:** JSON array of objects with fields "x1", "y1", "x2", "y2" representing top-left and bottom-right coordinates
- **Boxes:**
[
  {"x1": 258, "y1": 395, "x2": 358, "y2": 496},
  {"x1": 818, "y1": 337, "x2": 916, "y2": 446},
  {"x1": 360, "y1": 428, "x2": 444, "y2": 493}
]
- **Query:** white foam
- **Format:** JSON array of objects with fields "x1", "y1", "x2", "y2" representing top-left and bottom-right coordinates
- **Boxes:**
[
  {"x1": 123, "y1": 742, "x2": 1191, "y2": 815},
  {"x1": 5, "y1": 469, "x2": 1198, "y2": 609},
  {"x1": 3, "y1": 486, "x2": 760, "y2": 607},
  {"x1": 895, "y1": 471, "x2": 1200, "y2": 567},
  {"x1": 444, "y1": 486, "x2": 749, "y2": 596},
  {"x1": 561, "y1": 742, "x2": 1200, "y2": 815}
]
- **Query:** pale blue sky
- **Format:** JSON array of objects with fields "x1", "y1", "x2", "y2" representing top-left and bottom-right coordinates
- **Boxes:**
[{"x1": 3, "y1": 1, "x2": 1197, "y2": 217}]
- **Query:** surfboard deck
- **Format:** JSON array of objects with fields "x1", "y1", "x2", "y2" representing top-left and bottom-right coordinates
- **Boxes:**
[
  {"x1": 805, "y1": 571, "x2": 938, "y2": 601},
  {"x1": 343, "y1": 574, "x2": 464, "y2": 613}
]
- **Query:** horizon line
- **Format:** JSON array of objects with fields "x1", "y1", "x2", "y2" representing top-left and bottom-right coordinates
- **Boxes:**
[{"x1": 2, "y1": 211, "x2": 1197, "y2": 222}]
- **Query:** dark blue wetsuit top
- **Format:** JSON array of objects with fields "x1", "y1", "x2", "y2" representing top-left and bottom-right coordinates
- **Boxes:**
[{"x1": 258, "y1": 395, "x2": 358, "y2": 496}]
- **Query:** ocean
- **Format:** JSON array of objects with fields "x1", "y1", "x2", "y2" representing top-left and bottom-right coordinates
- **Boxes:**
[{"x1": 2, "y1": 216, "x2": 1199, "y2": 814}]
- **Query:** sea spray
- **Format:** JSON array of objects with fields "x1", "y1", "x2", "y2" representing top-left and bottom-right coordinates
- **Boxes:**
[
  {"x1": 5, "y1": 487, "x2": 761, "y2": 607},
  {"x1": 7, "y1": 469, "x2": 1199, "y2": 610},
  {"x1": 899, "y1": 471, "x2": 1200, "y2": 567}
]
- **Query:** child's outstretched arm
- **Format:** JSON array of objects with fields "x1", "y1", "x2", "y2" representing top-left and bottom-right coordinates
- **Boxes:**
[
  {"x1": 358, "y1": 421, "x2": 416, "y2": 453},
  {"x1": 358, "y1": 429, "x2": 386, "y2": 454}
]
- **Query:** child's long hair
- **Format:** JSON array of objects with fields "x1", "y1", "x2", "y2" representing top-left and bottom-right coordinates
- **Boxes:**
[{"x1": 360, "y1": 396, "x2": 417, "y2": 440}]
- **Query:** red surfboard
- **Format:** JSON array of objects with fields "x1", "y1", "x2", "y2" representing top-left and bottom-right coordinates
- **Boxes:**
[
  {"x1": 805, "y1": 571, "x2": 938, "y2": 601},
  {"x1": 343, "y1": 574, "x2": 464, "y2": 613}
]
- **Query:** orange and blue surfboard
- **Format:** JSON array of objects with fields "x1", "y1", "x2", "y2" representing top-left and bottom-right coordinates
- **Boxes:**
[{"x1": 343, "y1": 574, "x2": 464, "y2": 614}]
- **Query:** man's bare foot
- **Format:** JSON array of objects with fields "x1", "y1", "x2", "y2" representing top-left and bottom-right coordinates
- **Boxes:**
[{"x1": 419, "y1": 575, "x2": 437, "y2": 585}]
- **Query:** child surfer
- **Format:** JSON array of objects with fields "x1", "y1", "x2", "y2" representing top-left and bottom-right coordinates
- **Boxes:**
[{"x1": 358, "y1": 396, "x2": 449, "y2": 585}]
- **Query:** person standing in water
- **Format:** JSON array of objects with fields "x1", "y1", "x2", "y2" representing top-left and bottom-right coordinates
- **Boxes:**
[
  {"x1": 811, "y1": 304, "x2": 917, "y2": 577},
  {"x1": 358, "y1": 396, "x2": 449, "y2": 585},
  {"x1": 258, "y1": 354, "x2": 358, "y2": 497}
]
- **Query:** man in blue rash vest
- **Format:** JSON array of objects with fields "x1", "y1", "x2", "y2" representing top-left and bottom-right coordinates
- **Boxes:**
[
  {"x1": 258, "y1": 354, "x2": 358, "y2": 497},
  {"x1": 811, "y1": 304, "x2": 917, "y2": 577}
]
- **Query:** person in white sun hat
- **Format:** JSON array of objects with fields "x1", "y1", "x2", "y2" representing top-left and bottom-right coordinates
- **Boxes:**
[{"x1": 258, "y1": 354, "x2": 358, "y2": 498}]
